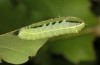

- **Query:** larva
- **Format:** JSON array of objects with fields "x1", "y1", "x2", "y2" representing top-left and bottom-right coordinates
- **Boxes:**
[{"x1": 18, "y1": 17, "x2": 85, "y2": 40}]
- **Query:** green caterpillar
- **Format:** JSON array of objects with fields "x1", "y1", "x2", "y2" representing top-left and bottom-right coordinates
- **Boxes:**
[{"x1": 18, "y1": 17, "x2": 85, "y2": 40}]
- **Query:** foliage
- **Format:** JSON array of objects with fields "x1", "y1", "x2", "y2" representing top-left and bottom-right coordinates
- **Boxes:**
[{"x1": 0, "y1": 0, "x2": 98, "y2": 65}]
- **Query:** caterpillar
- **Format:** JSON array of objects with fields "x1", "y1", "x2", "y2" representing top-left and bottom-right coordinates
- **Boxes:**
[{"x1": 18, "y1": 17, "x2": 85, "y2": 40}]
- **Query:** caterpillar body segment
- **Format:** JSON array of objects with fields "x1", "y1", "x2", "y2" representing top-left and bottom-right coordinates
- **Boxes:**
[{"x1": 18, "y1": 17, "x2": 85, "y2": 40}]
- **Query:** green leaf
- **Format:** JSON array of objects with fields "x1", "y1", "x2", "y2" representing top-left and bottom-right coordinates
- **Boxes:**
[
  {"x1": 0, "y1": 16, "x2": 85, "y2": 64},
  {"x1": 49, "y1": 33, "x2": 95, "y2": 64},
  {"x1": 0, "y1": 32, "x2": 47, "y2": 64}
]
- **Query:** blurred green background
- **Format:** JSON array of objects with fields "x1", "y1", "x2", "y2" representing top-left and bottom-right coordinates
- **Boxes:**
[
  {"x1": 0, "y1": 0, "x2": 97, "y2": 34},
  {"x1": 0, "y1": 0, "x2": 99, "y2": 65}
]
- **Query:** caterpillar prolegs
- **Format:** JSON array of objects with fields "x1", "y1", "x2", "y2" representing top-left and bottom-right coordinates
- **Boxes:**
[{"x1": 18, "y1": 17, "x2": 85, "y2": 40}]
